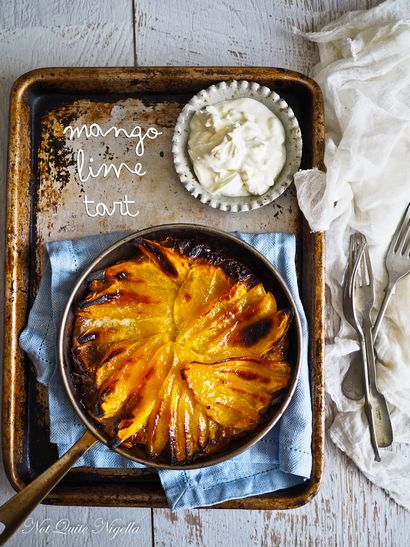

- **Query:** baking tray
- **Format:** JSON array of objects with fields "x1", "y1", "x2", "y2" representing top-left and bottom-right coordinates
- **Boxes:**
[{"x1": 4, "y1": 67, "x2": 325, "y2": 509}]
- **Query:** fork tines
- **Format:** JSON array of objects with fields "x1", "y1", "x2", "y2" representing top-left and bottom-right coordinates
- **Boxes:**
[{"x1": 391, "y1": 203, "x2": 410, "y2": 256}]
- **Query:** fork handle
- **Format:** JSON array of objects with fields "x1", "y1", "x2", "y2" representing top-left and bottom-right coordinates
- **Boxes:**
[
  {"x1": 363, "y1": 321, "x2": 393, "y2": 449},
  {"x1": 358, "y1": 336, "x2": 380, "y2": 461},
  {"x1": 363, "y1": 401, "x2": 381, "y2": 462},
  {"x1": 373, "y1": 281, "x2": 396, "y2": 340}
]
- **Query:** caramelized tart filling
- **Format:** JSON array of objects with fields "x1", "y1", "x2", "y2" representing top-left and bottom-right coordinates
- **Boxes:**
[{"x1": 72, "y1": 237, "x2": 293, "y2": 464}]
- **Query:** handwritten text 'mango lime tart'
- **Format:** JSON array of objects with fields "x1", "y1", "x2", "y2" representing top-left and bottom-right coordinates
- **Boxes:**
[
  {"x1": 72, "y1": 238, "x2": 293, "y2": 464},
  {"x1": 188, "y1": 98, "x2": 286, "y2": 197}
]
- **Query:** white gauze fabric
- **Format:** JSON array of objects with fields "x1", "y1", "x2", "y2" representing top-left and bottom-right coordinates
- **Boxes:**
[{"x1": 294, "y1": 0, "x2": 410, "y2": 509}]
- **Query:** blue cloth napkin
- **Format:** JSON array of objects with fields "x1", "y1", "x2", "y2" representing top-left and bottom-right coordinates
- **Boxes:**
[{"x1": 19, "y1": 231, "x2": 312, "y2": 510}]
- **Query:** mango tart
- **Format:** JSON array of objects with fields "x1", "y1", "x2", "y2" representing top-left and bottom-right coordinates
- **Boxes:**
[{"x1": 72, "y1": 237, "x2": 293, "y2": 464}]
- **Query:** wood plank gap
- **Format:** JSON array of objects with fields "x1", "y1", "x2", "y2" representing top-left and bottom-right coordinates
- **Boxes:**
[
  {"x1": 151, "y1": 507, "x2": 156, "y2": 547},
  {"x1": 132, "y1": 0, "x2": 138, "y2": 66}
]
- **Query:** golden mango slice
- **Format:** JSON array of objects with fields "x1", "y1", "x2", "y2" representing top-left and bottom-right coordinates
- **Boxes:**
[
  {"x1": 180, "y1": 283, "x2": 282, "y2": 358},
  {"x1": 213, "y1": 359, "x2": 291, "y2": 394},
  {"x1": 176, "y1": 281, "x2": 249, "y2": 346},
  {"x1": 98, "y1": 334, "x2": 168, "y2": 418},
  {"x1": 74, "y1": 315, "x2": 174, "y2": 365},
  {"x1": 182, "y1": 390, "x2": 201, "y2": 459},
  {"x1": 206, "y1": 308, "x2": 293, "y2": 360},
  {"x1": 135, "y1": 238, "x2": 190, "y2": 284},
  {"x1": 103, "y1": 260, "x2": 178, "y2": 291},
  {"x1": 146, "y1": 368, "x2": 176, "y2": 457},
  {"x1": 77, "y1": 283, "x2": 174, "y2": 324},
  {"x1": 167, "y1": 374, "x2": 213, "y2": 464},
  {"x1": 183, "y1": 358, "x2": 291, "y2": 430},
  {"x1": 173, "y1": 378, "x2": 205, "y2": 462},
  {"x1": 168, "y1": 377, "x2": 185, "y2": 463},
  {"x1": 174, "y1": 262, "x2": 232, "y2": 329},
  {"x1": 116, "y1": 342, "x2": 174, "y2": 442},
  {"x1": 82, "y1": 280, "x2": 176, "y2": 315},
  {"x1": 96, "y1": 340, "x2": 141, "y2": 388}
]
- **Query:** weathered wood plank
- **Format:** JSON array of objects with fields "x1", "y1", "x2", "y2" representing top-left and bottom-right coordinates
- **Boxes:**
[
  {"x1": 0, "y1": 0, "x2": 132, "y2": 28},
  {"x1": 134, "y1": 0, "x2": 379, "y2": 73}
]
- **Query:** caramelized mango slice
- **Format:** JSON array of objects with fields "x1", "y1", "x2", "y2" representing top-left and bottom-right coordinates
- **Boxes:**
[
  {"x1": 144, "y1": 343, "x2": 217, "y2": 463},
  {"x1": 98, "y1": 334, "x2": 168, "y2": 418},
  {"x1": 103, "y1": 260, "x2": 177, "y2": 291},
  {"x1": 180, "y1": 284, "x2": 288, "y2": 359},
  {"x1": 116, "y1": 342, "x2": 174, "y2": 441},
  {"x1": 214, "y1": 359, "x2": 291, "y2": 393},
  {"x1": 135, "y1": 238, "x2": 190, "y2": 284},
  {"x1": 168, "y1": 378, "x2": 186, "y2": 464},
  {"x1": 82, "y1": 280, "x2": 176, "y2": 314},
  {"x1": 168, "y1": 374, "x2": 212, "y2": 464},
  {"x1": 77, "y1": 259, "x2": 178, "y2": 350},
  {"x1": 212, "y1": 308, "x2": 294, "y2": 359},
  {"x1": 265, "y1": 333, "x2": 290, "y2": 361},
  {"x1": 74, "y1": 317, "x2": 144, "y2": 348},
  {"x1": 208, "y1": 418, "x2": 220, "y2": 445},
  {"x1": 182, "y1": 389, "x2": 201, "y2": 459},
  {"x1": 174, "y1": 263, "x2": 232, "y2": 329},
  {"x1": 75, "y1": 316, "x2": 174, "y2": 361},
  {"x1": 176, "y1": 281, "x2": 249, "y2": 346},
  {"x1": 96, "y1": 340, "x2": 141, "y2": 388},
  {"x1": 183, "y1": 358, "x2": 291, "y2": 430},
  {"x1": 146, "y1": 369, "x2": 176, "y2": 457},
  {"x1": 72, "y1": 321, "x2": 115, "y2": 373},
  {"x1": 198, "y1": 408, "x2": 211, "y2": 449},
  {"x1": 77, "y1": 283, "x2": 174, "y2": 323}
]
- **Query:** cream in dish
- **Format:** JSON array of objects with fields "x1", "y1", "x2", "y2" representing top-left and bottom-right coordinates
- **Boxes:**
[{"x1": 188, "y1": 98, "x2": 286, "y2": 197}]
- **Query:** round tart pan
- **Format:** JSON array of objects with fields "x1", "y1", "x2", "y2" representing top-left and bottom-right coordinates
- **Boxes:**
[
  {"x1": 59, "y1": 224, "x2": 303, "y2": 469},
  {"x1": 173, "y1": 80, "x2": 303, "y2": 212}
]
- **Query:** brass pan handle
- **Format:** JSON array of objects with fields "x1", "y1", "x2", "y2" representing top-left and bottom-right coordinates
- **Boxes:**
[{"x1": 0, "y1": 430, "x2": 97, "y2": 545}]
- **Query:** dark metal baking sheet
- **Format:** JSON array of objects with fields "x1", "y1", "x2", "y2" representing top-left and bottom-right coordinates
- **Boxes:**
[{"x1": 4, "y1": 67, "x2": 325, "y2": 509}]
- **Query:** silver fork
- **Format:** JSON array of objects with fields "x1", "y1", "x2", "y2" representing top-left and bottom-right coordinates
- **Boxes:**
[
  {"x1": 353, "y1": 240, "x2": 393, "y2": 452},
  {"x1": 373, "y1": 202, "x2": 410, "y2": 338},
  {"x1": 344, "y1": 235, "x2": 380, "y2": 460},
  {"x1": 342, "y1": 235, "x2": 364, "y2": 400},
  {"x1": 342, "y1": 203, "x2": 410, "y2": 400}
]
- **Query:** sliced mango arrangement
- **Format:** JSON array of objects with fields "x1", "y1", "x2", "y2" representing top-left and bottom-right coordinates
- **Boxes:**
[{"x1": 72, "y1": 238, "x2": 293, "y2": 464}]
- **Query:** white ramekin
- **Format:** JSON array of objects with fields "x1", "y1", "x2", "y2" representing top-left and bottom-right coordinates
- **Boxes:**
[{"x1": 172, "y1": 80, "x2": 303, "y2": 213}]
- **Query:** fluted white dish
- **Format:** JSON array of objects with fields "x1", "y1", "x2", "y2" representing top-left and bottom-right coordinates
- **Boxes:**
[{"x1": 172, "y1": 80, "x2": 303, "y2": 212}]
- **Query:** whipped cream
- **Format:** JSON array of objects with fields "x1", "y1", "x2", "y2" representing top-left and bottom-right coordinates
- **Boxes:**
[{"x1": 188, "y1": 98, "x2": 286, "y2": 197}]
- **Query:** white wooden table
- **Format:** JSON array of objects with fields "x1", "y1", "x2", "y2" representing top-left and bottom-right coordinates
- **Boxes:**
[{"x1": 1, "y1": 1, "x2": 409, "y2": 545}]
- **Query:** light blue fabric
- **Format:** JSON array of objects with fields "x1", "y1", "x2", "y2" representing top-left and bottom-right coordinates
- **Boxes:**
[{"x1": 19, "y1": 231, "x2": 312, "y2": 510}]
